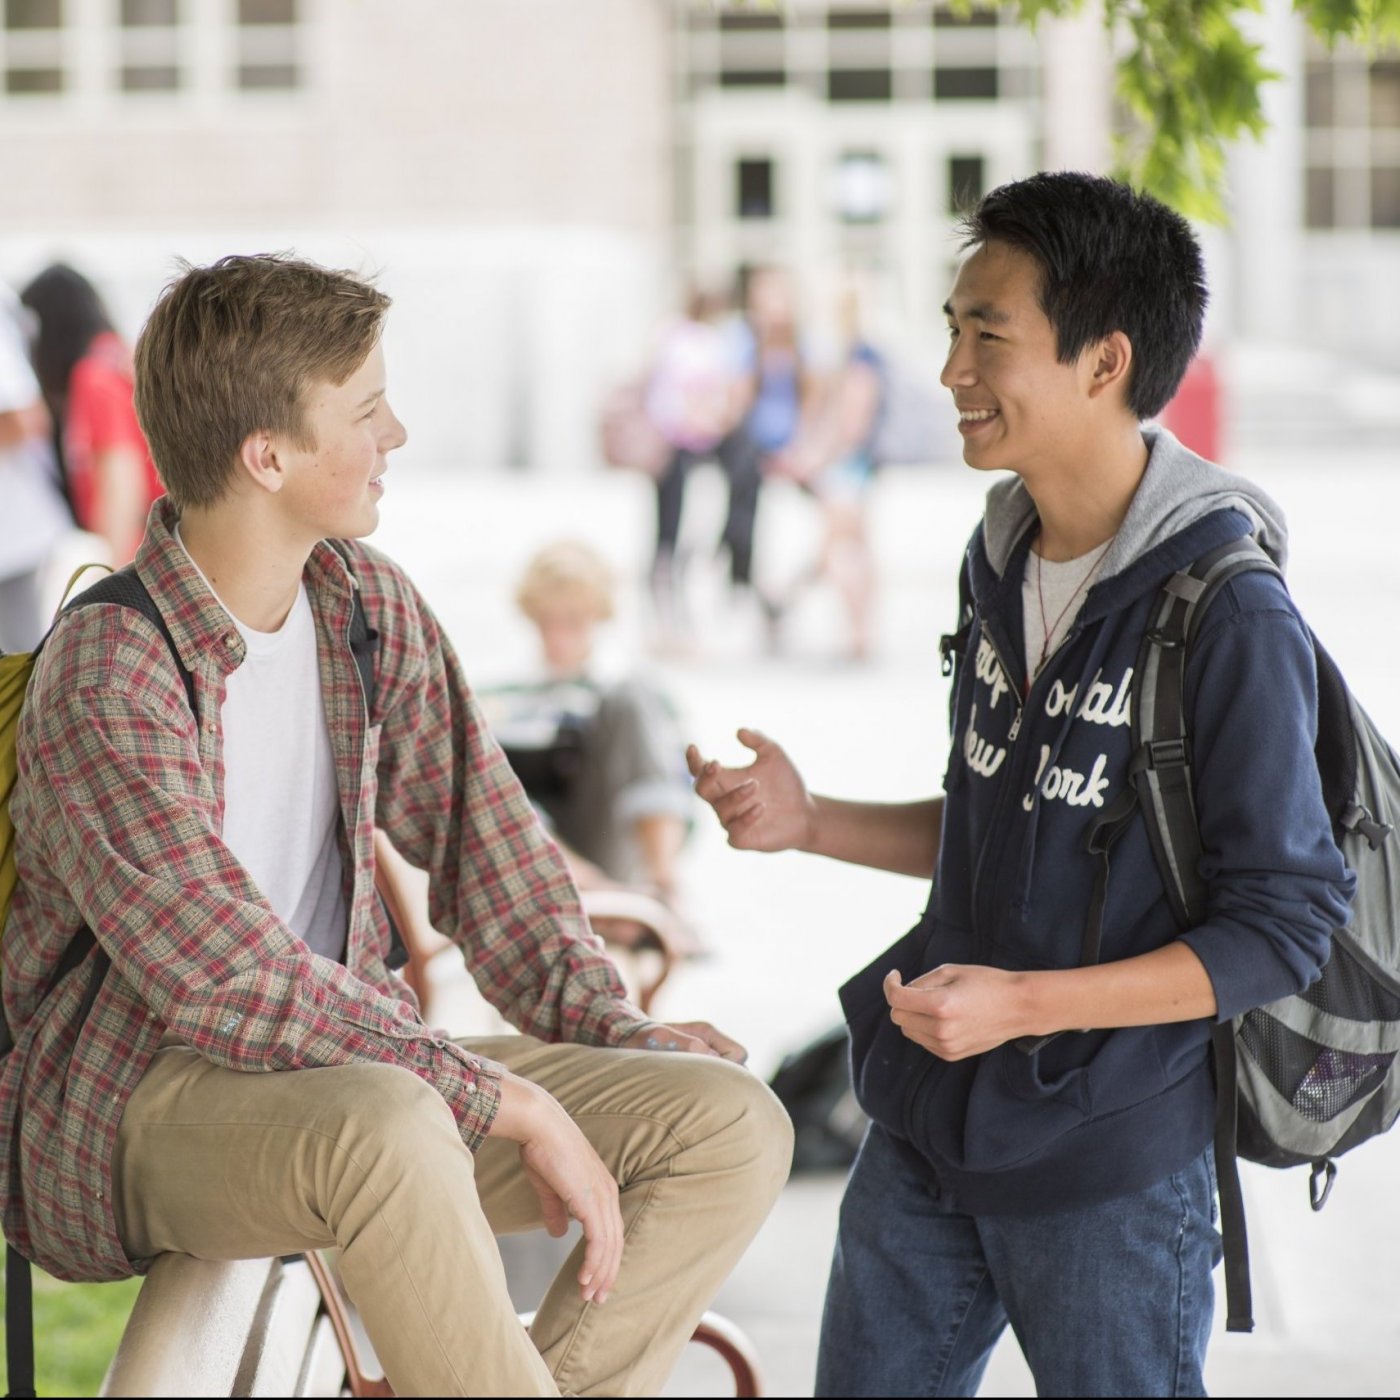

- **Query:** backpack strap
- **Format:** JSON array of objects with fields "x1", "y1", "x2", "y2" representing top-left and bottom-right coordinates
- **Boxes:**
[
  {"x1": 938, "y1": 550, "x2": 975, "y2": 734},
  {"x1": 5, "y1": 1242, "x2": 35, "y2": 1397},
  {"x1": 328, "y1": 540, "x2": 380, "y2": 721},
  {"x1": 3, "y1": 567, "x2": 193, "y2": 1399},
  {"x1": 64, "y1": 567, "x2": 198, "y2": 720},
  {"x1": 323, "y1": 542, "x2": 408, "y2": 974},
  {"x1": 1129, "y1": 533, "x2": 1281, "y2": 1337}
]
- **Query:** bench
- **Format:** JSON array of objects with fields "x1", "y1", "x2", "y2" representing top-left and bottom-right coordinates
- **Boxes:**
[{"x1": 100, "y1": 1250, "x2": 763, "y2": 1397}]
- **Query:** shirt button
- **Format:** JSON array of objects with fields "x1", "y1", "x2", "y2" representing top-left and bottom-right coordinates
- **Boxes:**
[
  {"x1": 223, "y1": 633, "x2": 237, "y2": 649},
  {"x1": 95, "y1": 1189, "x2": 103, "y2": 1200}
]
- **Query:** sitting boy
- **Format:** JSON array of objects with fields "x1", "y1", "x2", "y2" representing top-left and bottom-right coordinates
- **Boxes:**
[{"x1": 1, "y1": 254, "x2": 791, "y2": 1397}]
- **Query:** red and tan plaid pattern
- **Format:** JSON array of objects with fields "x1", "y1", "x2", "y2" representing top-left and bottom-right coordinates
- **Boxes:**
[{"x1": 1, "y1": 499, "x2": 646, "y2": 1282}]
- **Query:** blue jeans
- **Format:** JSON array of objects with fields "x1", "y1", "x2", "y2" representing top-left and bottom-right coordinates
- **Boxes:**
[{"x1": 816, "y1": 1126, "x2": 1222, "y2": 1397}]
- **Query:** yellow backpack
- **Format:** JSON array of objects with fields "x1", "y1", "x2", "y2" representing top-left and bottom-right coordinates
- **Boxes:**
[{"x1": 0, "y1": 567, "x2": 113, "y2": 956}]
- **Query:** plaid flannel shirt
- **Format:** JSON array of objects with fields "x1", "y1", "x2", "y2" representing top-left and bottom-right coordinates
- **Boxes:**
[{"x1": 1, "y1": 499, "x2": 648, "y2": 1282}]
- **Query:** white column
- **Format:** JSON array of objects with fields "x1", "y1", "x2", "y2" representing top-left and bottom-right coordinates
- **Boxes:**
[
  {"x1": 1040, "y1": 0, "x2": 1112, "y2": 174},
  {"x1": 1228, "y1": 0, "x2": 1304, "y2": 343}
]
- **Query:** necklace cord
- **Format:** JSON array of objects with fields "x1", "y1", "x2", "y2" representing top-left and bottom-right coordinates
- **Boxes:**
[{"x1": 1033, "y1": 538, "x2": 1112, "y2": 682}]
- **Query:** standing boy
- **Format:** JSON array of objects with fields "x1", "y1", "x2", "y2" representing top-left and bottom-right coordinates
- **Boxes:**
[
  {"x1": 2, "y1": 254, "x2": 791, "y2": 1397},
  {"x1": 689, "y1": 173, "x2": 1354, "y2": 1395}
]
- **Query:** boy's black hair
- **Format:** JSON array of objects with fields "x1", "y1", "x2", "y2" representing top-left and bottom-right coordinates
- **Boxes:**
[{"x1": 958, "y1": 172, "x2": 1207, "y2": 420}]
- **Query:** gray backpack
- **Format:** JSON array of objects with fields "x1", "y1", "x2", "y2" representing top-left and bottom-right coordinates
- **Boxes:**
[{"x1": 1090, "y1": 535, "x2": 1400, "y2": 1334}]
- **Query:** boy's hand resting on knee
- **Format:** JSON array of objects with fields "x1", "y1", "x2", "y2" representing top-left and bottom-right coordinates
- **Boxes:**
[
  {"x1": 489, "y1": 1074, "x2": 624, "y2": 1305},
  {"x1": 687, "y1": 728, "x2": 817, "y2": 853},
  {"x1": 621, "y1": 1020, "x2": 748, "y2": 1063}
]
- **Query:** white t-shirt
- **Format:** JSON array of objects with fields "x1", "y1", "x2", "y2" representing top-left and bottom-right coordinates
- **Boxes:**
[
  {"x1": 178, "y1": 531, "x2": 347, "y2": 962},
  {"x1": 0, "y1": 286, "x2": 69, "y2": 580},
  {"x1": 1022, "y1": 538, "x2": 1114, "y2": 688}
]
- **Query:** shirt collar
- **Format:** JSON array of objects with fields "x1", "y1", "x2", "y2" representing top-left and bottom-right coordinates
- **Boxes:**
[{"x1": 135, "y1": 497, "x2": 358, "y2": 677}]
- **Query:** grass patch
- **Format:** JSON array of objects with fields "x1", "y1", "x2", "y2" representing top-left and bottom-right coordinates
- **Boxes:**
[{"x1": 0, "y1": 1269, "x2": 141, "y2": 1397}]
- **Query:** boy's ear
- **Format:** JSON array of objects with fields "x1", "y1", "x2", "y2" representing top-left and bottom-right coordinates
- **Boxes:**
[
  {"x1": 236, "y1": 430, "x2": 286, "y2": 495},
  {"x1": 1087, "y1": 330, "x2": 1134, "y2": 403}
]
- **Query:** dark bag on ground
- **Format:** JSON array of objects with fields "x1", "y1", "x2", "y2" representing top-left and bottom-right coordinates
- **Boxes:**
[{"x1": 768, "y1": 1023, "x2": 869, "y2": 1172}]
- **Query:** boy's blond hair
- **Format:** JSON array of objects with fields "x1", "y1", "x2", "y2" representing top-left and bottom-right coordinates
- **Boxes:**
[
  {"x1": 133, "y1": 253, "x2": 390, "y2": 510},
  {"x1": 515, "y1": 541, "x2": 616, "y2": 623}
]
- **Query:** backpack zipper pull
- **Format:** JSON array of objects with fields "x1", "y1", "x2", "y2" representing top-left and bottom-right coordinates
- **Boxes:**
[{"x1": 1341, "y1": 802, "x2": 1394, "y2": 851}]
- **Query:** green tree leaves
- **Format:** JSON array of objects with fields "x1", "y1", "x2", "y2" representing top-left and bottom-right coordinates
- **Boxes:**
[{"x1": 1020, "y1": 0, "x2": 1398, "y2": 218}]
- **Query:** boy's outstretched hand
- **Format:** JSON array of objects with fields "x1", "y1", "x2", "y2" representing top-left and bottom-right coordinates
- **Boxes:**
[{"x1": 686, "y1": 728, "x2": 818, "y2": 853}]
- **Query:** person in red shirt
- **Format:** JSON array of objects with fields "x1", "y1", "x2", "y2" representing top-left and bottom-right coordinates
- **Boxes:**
[{"x1": 21, "y1": 263, "x2": 162, "y2": 564}]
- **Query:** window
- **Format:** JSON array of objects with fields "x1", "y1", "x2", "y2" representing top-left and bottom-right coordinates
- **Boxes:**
[
  {"x1": 736, "y1": 157, "x2": 776, "y2": 220},
  {"x1": 3, "y1": 0, "x2": 62, "y2": 95},
  {"x1": 832, "y1": 151, "x2": 892, "y2": 223},
  {"x1": 118, "y1": 0, "x2": 181, "y2": 92},
  {"x1": 935, "y1": 66, "x2": 998, "y2": 100},
  {"x1": 677, "y1": 2, "x2": 1030, "y2": 118},
  {"x1": 5, "y1": 65, "x2": 58, "y2": 91},
  {"x1": 933, "y1": 5, "x2": 998, "y2": 27},
  {"x1": 718, "y1": 8, "x2": 784, "y2": 89},
  {"x1": 0, "y1": 0, "x2": 308, "y2": 103},
  {"x1": 238, "y1": 0, "x2": 296, "y2": 21},
  {"x1": 1373, "y1": 167, "x2": 1400, "y2": 229},
  {"x1": 1303, "y1": 35, "x2": 1400, "y2": 228},
  {"x1": 719, "y1": 11, "x2": 782, "y2": 31},
  {"x1": 947, "y1": 154, "x2": 986, "y2": 214},
  {"x1": 829, "y1": 69, "x2": 891, "y2": 102},
  {"x1": 828, "y1": 8, "x2": 892, "y2": 29},
  {"x1": 121, "y1": 0, "x2": 177, "y2": 23},
  {"x1": 4, "y1": 0, "x2": 60, "y2": 28},
  {"x1": 236, "y1": 0, "x2": 299, "y2": 91},
  {"x1": 720, "y1": 68, "x2": 785, "y2": 89}
]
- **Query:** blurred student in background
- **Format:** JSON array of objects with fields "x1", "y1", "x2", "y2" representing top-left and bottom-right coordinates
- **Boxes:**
[
  {"x1": 22, "y1": 263, "x2": 162, "y2": 565},
  {"x1": 648, "y1": 266, "x2": 820, "y2": 638},
  {"x1": 0, "y1": 284, "x2": 69, "y2": 652},
  {"x1": 647, "y1": 285, "x2": 744, "y2": 637},
  {"x1": 770, "y1": 280, "x2": 886, "y2": 661},
  {"x1": 482, "y1": 540, "x2": 694, "y2": 908}
]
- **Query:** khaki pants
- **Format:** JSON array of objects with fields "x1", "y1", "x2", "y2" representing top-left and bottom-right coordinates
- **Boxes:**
[{"x1": 112, "y1": 1035, "x2": 793, "y2": 1397}]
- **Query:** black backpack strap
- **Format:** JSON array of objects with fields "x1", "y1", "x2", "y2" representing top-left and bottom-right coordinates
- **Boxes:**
[
  {"x1": 327, "y1": 541, "x2": 380, "y2": 721},
  {"x1": 939, "y1": 550, "x2": 975, "y2": 737},
  {"x1": 5, "y1": 1243, "x2": 35, "y2": 1397},
  {"x1": 1130, "y1": 533, "x2": 1280, "y2": 1336},
  {"x1": 323, "y1": 543, "x2": 407, "y2": 974},
  {"x1": 47, "y1": 567, "x2": 200, "y2": 1057},
  {"x1": 64, "y1": 567, "x2": 197, "y2": 721}
]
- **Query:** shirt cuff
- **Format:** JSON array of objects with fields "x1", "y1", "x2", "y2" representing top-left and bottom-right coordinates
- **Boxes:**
[
  {"x1": 440, "y1": 1041, "x2": 504, "y2": 1150},
  {"x1": 584, "y1": 998, "x2": 655, "y2": 1048}
]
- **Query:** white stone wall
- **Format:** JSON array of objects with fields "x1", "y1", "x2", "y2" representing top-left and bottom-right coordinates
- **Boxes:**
[{"x1": 0, "y1": 0, "x2": 675, "y2": 473}]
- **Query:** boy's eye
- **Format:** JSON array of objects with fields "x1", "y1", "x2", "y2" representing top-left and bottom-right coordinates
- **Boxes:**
[
  {"x1": 946, "y1": 324, "x2": 960, "y2": 339},
  {"x1": 979, "y1": 331, "x2": 1001, "y2": 342}
]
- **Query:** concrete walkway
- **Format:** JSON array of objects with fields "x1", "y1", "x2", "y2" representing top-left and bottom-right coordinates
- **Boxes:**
[{"x1": 377, "y1": 444, "x2": 1400, "y2": 1396}]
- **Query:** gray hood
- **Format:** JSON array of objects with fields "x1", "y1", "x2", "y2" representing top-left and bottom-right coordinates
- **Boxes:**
[{"x1": 981, "y1": 425, "x2": 1289, "y2": 582}]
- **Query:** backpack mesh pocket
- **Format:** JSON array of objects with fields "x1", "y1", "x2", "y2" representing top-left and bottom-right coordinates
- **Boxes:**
[
  {"x1": 1299, "y1": 937, "x2": 1400, "y2": 1022},
  {"x1": 1239, "y1": 1013, "x2": 1394, "y2": 1123}
]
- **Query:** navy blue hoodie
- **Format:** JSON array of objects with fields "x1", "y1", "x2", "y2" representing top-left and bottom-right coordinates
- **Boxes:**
[{"x1": 840, "y1": 427, "x2": 1357, "y2": 1215}]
